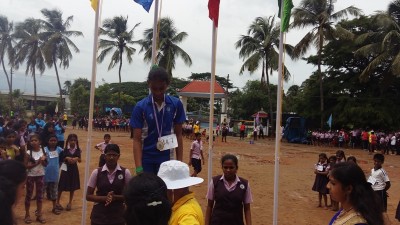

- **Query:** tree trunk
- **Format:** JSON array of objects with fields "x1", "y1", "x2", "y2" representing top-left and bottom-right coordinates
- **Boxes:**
[
  {"x1": 33, "y1": 69, "x2": 38, "y2": 115},
  {"x1": 1, "y1": 58, "x2": 13, "y2": 111},
  {"x1": 318, "y1": 29, "x2": 325, "y2": 129},
  {"x1": 265, "y1": 60, "x2": 274, "y2": 137},
  {"x1": 118, "y1": 52, "x2": 123, "y2": 107},
  {"x1": 53, "y1": 56, "x2": 64, "y2": 113}
]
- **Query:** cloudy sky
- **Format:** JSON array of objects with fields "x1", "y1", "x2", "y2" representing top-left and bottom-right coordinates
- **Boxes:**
[{"x1": 0, "y1": 0, "x2": 393, "y2": 94}]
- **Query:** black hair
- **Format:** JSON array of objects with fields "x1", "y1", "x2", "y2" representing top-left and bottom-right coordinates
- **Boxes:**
[
  {"x1": 65, "y1": 133, "x2": 80, "y2": 150},
  {"x1": 147, "y1": 66, "x2": 170, "y2": 85},
  {"x1": 46, "y1": 134, "x2": 58, "y2": 147},
  {"x1": 194, "y1": 132, "x2": 201, "y2": 137},
  {"x1": 373, "y1": 153, "x2": 384, "y2": 163},
  {"x1": 104, "y1": 133, "x2": 111, "y2": 139},
  {"x1": 104, "y1": 144, "x2": 120, "y2": 154},
  {"x1": 124, "y1": 172, "x2": 171, "y2": 225},
  {"x1": 0, "y1": 160, "x2": 27, "y2": 225},
  {"x1": 335, "y1": 150, "x2": 346, "y2": 161},
  {"x1": 3, "y1": 129, "x2": 16, "y2": 138},
  {"x1": 330, "y1": 162, "x2": 383, "y2": 225},
  {"x1": 318, "y1": 153, "x2": 328, "y2": 162},
  {"x1": 347, "y1": 156, "x2": 357, "y2": 164},
  {"x1": 221, "y1": 154, "x2": 238, "y2": 169}
]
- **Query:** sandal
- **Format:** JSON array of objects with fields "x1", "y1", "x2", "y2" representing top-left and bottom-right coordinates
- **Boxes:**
[
  {"x1": 24, "y1": 215, "x2": 32, "y2": 224},
  {"x1": 52, "y1": 208, "x2": 61, "y2": 215},
  {"x1": 66, "y1": 203, "x2": 71, "y2": 211},
  {"x1": 36, "y1": 215, "x2": 46, "y2": 224},
  {"x1": 55, "y1": 204, "x2": 64, "y2": 210}
]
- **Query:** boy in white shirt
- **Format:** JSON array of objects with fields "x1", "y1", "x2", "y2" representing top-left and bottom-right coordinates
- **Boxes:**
[
  {"x1": 95, "y1": 133, "x2": 111, "y2": 167},
  {"x1": 368, "y1": 153, "x2": 391, "y2": 212}
]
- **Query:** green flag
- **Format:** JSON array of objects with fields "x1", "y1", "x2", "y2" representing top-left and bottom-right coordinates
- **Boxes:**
[{"x1": 278, "y1": 0, "x2": 294, "y2": 32}]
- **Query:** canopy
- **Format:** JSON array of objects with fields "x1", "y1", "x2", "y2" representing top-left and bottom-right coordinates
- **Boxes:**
[
  {"x1": 110, "y1": 108, "x2": 122, "y2": 117},
  {"x1": 251, "y1": 110, "x2": 268, "y2": 118}
]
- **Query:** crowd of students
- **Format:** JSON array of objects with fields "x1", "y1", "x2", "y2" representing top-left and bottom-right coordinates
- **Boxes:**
[
  {"x1": 0, "y1": 113, "x2": 253, "y2": 225},
  {"x1": 312, "y1": 150, "x2": 393, "y2": 225},
  {"x1": 309, "y1": 129, "x2": 400, "y2": 154}
]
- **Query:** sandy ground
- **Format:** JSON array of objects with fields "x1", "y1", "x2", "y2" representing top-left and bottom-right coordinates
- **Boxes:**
[{"x1": 13, "y1": 128, "x2": 400, "y2": 225}]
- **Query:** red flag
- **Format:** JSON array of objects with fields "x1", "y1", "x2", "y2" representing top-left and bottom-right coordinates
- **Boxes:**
[{"x1": 208, "y1": 0, "x2": 220, "y2": 27}]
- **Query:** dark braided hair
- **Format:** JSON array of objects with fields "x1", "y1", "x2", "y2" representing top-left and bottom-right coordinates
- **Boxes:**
[{"x1": 124, "y1": 172, "x2": 171, "y2": 225}]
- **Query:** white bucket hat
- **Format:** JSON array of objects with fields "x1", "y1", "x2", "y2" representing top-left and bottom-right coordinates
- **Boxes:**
[{"x1": 157, "y1": 160, "x2": 203, "y2": 189}]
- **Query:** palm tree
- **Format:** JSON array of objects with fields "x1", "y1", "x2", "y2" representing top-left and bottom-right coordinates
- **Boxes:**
[
  {"x1": 14, "y1": 18, "x2": 46, "y2": 114},
  {"x1": 291, "y1": 0, "x2": 361, "y2": 128},
  {"x1": 0, "y1": 15, "x2": 16, "y2": 110},
  {"x1": 63, "y1": 80, "x2": 72, "y2": 95},
  {"x1": 97, "y1": 15, "x2": 140, "y2": 105},
  {"x1": 40, "y1": 8, "x2": 83, "y2": 113},
  {"x1": 355, "y1": 0, "x2": 400, "y2": 80},
  {"x1": 139, "y1": 17, "x2": 192, "y2": 77},
  {"x1": 235, "y1": 16, "x2": 294, "y2": 131}
]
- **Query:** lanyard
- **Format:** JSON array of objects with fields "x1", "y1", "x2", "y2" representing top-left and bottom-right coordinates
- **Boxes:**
[{"x1": 152, "y1": 95, "x2": 165, "y2": 139}]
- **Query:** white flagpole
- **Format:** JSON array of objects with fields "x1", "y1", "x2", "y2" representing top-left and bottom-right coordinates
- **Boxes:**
[
  {"x1": 273, "y1": 1, "x2": 285, "y2": 225},
  {"x1": 81, "y1": 1, "x2": 102, "y2": 224},
  {"x1": 151, "y1": 0, "x2": 160, "y2": 64},
  {"x1": 208, "y1": 21, "x2": 218, "y2": 185}
]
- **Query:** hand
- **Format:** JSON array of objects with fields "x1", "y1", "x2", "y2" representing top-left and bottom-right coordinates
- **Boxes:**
[
  {"x1": 105, "y1": 191, "x2": 114, "y2": 206},
  {"x1": 188, "y1": 161, "x2": 192, "y2": 166},
  {"x1": 40, "y1": 155, "x2": 46, "y2": 161}
]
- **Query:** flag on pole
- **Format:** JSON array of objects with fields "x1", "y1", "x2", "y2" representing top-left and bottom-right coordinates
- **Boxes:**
[
  {"x1": 208, "y1": 0, "x2": 220, "y2": 27},
  {"x1": 55, "y1": 103, "x2": 59, "y2": 114},
  {"x1": 278, "y1": 0, "x2": 294, "y2": 32},
  {"x1": 90, "y1": 0, "x2": 98, "y2": 11},
  {"x1": 134, "y1": 0, "x2": 154, "y2": 12},
  {"x1": 327, "y1": 114, "x2": 332, "y2": 128}
]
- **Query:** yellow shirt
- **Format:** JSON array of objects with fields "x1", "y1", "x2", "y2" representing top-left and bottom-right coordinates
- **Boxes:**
[
  {"x1": 6, "y1": 146, "x2": 17, "y2": 159},
  {"x1": 193, "y1": 124, "x2": 200, "y2": 134},
  {"x1": 169, "y1": 192, "x2": 204, "y2": 225},
  {"x1": 63, "y1": 114, "x2": 68, "y2": 120}
]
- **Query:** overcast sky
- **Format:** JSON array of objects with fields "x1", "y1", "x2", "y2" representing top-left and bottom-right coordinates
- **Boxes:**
[{"x1": 0, "y1": 0, "x2": 393, "y2": 93}]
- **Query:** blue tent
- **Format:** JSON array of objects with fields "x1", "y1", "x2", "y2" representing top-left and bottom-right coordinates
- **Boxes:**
[
  {"x1": 283, "y1": 117, "x2": 307, "y2": 143},
  {"x1": 110, "y1": 108, "x2": 123, "y2": 117}
]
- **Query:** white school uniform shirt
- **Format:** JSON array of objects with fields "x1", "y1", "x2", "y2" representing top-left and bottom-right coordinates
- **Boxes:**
[
  {"x1": 391, "y1": 136, "x2": 396, "y2": 146},
  {"x1": 96, "y1": 141, "x2": 111, "y2": 154},
  {"x1": 190, "y1": 140, "x2": 203, "y2": 159},
  {"x1": 368, "y1": 168, "x2": 390, "y2": 191},
  {"x1": 26, "y1": 150, "x2": 45, "y2": 177}
]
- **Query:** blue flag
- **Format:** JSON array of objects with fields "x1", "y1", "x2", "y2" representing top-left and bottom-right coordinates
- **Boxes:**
[
  {"x1": 134, "y1": 0, "x2": 154, "y2": 12},
  {"x1": 327, "y1": 114, "x2": 332, "y2": 128}
]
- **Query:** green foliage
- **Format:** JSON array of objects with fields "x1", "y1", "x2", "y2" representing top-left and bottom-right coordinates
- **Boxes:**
[
  {"x1": 139, "y1": 17, "x2": 192, "y2": 78},
  {"x1": 40, "y1": 8, "x2": 83, "y2": 112},
  {"x1": 292, "y1": 14, "x2": 400, "y2": 130},
  {"x1": 70, "y1": 80, "x2": 90, "y2": 115},
  {"x1": 188, "y1": 72, "x2": 234, "y2": 89},
  {"x1": 229, "y1": 80, "x2": 275, "y2": 120}
]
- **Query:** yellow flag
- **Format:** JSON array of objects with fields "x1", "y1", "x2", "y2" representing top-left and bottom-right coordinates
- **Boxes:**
[{"x1": 91, "y1": 0, "x2": 98, "y2": 11}]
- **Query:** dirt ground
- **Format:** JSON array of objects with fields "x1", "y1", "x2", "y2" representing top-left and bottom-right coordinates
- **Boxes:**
[{"x1": 14, "y1": 128, "x2": 400, "y2": 225}]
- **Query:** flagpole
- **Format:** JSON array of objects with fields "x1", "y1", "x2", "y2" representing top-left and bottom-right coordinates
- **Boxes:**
[
  {"x1": 208, "y1": 21, "x2": 218, "y2": 186},
  {"x1": 151, "y1": 0, "x2": 160, "y2": 64},
  {"x1": 81, "y1": 0, "x2": 101, "y2": 224},
  {"x1": 273, "y1": 2, "x2": 285, "y2": 225}
]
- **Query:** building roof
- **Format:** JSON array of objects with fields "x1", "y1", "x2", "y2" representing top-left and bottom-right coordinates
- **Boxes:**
[{"x1": 178, "y1": 80, "x2": 226, "y2": 98}]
